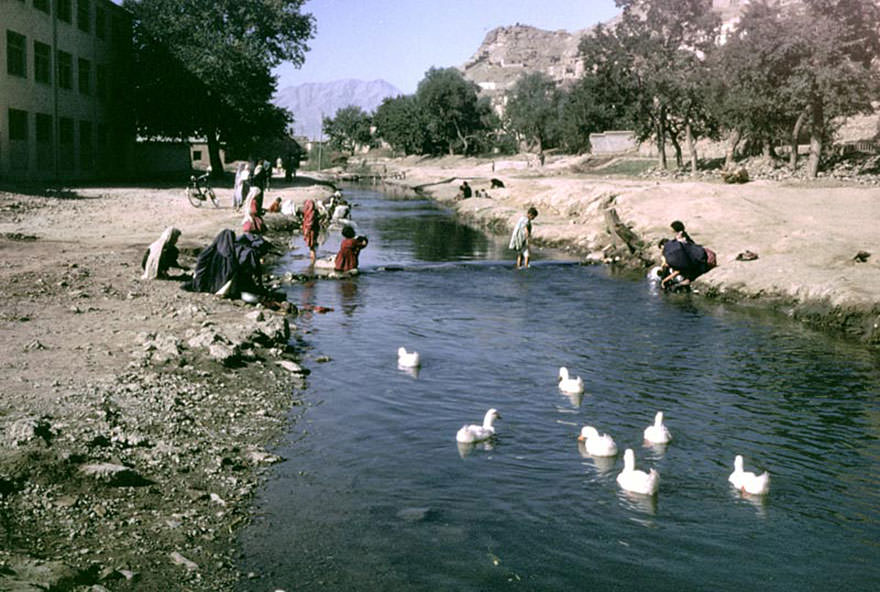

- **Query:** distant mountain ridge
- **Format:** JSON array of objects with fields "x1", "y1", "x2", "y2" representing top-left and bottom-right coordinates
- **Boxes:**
[{"x1": 273, "y1": 79, "x2": 402, "y2": 139}]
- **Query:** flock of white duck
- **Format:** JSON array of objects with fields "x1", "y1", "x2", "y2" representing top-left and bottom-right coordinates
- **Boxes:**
[{"x1": 399, "y1": 350, "x2": 771, "y2": 498}]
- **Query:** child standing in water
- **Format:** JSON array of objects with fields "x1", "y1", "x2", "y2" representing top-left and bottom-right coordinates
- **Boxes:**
[{"x1": 509, "y1": 207, "x2": 538, "y2": 269}]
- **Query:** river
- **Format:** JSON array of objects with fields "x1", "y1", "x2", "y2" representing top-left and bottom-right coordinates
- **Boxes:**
[{"x1": 237, "y1": 186, "x2": 880, "y2": 591}]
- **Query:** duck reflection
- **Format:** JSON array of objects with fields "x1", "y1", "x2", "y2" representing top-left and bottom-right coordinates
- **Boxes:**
[
  {"x1": 617, "y1": 488, "x2": 658, "y2": 517},
  {"x1": 562, "y1": 389, "x2": 584, "y2": 408},
  {"x1": 457, "y1": 439, "x2": 496, "y2": 459},
  {"x1": 577, "y1": 440, "x2": 618, "y2": 474},
  {"x1": 398, "y1": 363, "x2": 420, "y2": 378}
]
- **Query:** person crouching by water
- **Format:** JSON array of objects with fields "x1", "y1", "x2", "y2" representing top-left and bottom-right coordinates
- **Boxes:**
[
  {"x1": 141, "y1": 227, "x2": 185, "y2": 280},
  {"x1": 334, "y1": 224, "x2": 368, "y2": 273},
  {"x1": 509, "y1": 207, "x2": 538, "y2": 269},
  {"x1": 657, "y1": 237, "x2": 717, "y2": 291}
]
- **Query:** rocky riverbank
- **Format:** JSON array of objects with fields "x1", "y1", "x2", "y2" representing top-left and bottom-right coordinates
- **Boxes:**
[
  {"x1": 0, "y1": 181, "x2": 329, "y2": 591},
  {"x1": 381, "y1": 154, "x2": 880, "y2": 345}
]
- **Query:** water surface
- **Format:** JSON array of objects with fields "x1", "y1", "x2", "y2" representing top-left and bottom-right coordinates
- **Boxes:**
[{"x1": 238, "y1": 187, "x2": 880, "y2": 591}]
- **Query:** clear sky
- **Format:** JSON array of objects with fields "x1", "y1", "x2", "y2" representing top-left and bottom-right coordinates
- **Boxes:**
[{"x1": 273, "y1": 0, "x2": 621, "y2": 94}]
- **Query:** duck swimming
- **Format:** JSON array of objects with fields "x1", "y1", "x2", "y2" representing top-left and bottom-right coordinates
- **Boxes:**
[
  {"x1": 728, "y1": 455, "x2": 770, "y2": 495},
  {"x1": 616, "y1": 448, "x2": 660, "y2": 495},
  {"x1": 577, "y1": 426, "x2": 618, "y2": 457},
  {"x1": 558, "y1": 367, "x2": 584, "y2": 395},
  {"x1": 643, "y1": 411, "x2": 672, "y2": 445},
  {"x1": 456, "y1": 408, "x2": 501, "y2": 444},
  {"x1": 397, "y1": 347, "x2": 420, "y2": 368}
]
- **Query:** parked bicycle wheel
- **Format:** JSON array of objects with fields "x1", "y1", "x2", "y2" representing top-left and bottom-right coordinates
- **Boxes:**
[
  {"x1": 207, "y1": 187, "x2": 219, "y2": 208},
  {"x1": 187, "y1": 187, "x2": 203, "y2": 208}
]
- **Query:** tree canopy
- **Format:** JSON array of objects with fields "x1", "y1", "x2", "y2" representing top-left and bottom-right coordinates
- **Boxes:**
[
  {"x1": 323, "y1": 106, "x2": 373, "y2": 154},
  {"x1": 123, "y1": 0, "x2": 314, "y2": 175}
]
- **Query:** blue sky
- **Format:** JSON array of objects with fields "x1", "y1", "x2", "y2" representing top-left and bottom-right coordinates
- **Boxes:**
[{"x1": 273, "y1": 0, "x2": 620, "y2": 94}]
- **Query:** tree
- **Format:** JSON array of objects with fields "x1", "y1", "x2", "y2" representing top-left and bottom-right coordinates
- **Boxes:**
[
  {"x1": 123, "y1": 0, "x2": 314, "y2": 177},
  {"x1": 373, "y1": 95, "x2": 429, "y2": 155},
  {"x1": 322, "y1": 106, "x2": 373, "y2": 154},
  {"x1": 795, "y1": 0, "x2": 880, "y2": 177},
  {"x1": 504, "y1": 72, "x2": 562, "y2": 153},
  {"x1": 578, "y1": 0, "x2": 720, "y2": 169},
  {"x1": 711, "y1": 0, "x2": 880, "y2": 177},
  {"x1": 415, "y1": 67, "x2": 489, "y2": 155}
]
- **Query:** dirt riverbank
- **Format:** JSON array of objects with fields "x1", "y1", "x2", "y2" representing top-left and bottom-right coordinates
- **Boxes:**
[
  {"x1": 0, "y1": 156, "x2": 878, "y2": 589},
  {"x1": 382, "y1": 154, "x2": 880, "y2": 345},
  {"x1": 0, "y1": 179, "x2": 329, "y2": 590}
]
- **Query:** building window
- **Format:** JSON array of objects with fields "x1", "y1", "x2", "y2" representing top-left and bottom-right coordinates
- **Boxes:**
[
  {"x1": 80, "y1": 120, "x2": 94, "y2": 169},
  {"x1": 9, "y1": 109, "x2": 28, "y2": 141},
  {"x1": 7, "y1": 30, "x2": 27, "y2": 78},
  {"x1": 36, "y1": 113, "x2": 52, "y2": 143},
  {"x1": 78, "y1": 57, "x2": 91, "y2": 94},
  {"x1": 57, "y1": 0, "x2": 72, "y2": 24},
  {"x1": 59, "y1": 117, "x2": 75, "y2": 170},
  {"x1": 34, "y1": 41, "x2": 51, "y2": 84},
  {"x1": 77, "y1": 0, "x2": 91, "y2": 33},
  {"x1": 192, "y1": 150, "x2": 203, "y2": 161},
  {"x1": 59, "y1": 118, "x2": 74, "y2": 144},
  {"x1": 34, "y1": 0, "x2": 50, "y2": 14},
  {"x1": 57, "y1": 50, "x2": 73, "y2": 89},
  {"x1": 95, "y1": 5, "x2": 106, "y2": 40},
  {"x1": 36, "y1": 113, "x2": 54, "y2": 170},
  {"x1": 96, "y1": 64, "x2": 107, "y2": 99}
]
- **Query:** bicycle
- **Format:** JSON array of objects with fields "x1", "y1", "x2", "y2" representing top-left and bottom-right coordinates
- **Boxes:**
[{"x1": 186, "y1": 172, "x2": 219, "y2": 208}]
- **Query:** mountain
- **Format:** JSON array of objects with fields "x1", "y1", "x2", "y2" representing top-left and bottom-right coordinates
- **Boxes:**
[{"x1": 273, "y1": 79, "x2": 403, "y2": 139}]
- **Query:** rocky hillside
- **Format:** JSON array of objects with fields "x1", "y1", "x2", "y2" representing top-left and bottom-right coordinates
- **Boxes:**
[
  {"x1": 460, "y1": 25, "x2": 588, "y2": 109},
  {"x1": 459, "y1": 1, "x2": 804, "y2": 111},
  {"x1": 273, "y1": 78, "x2": 402, "y2": 139}
]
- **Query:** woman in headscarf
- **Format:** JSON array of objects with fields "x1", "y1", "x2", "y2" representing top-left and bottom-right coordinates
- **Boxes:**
[
  {"x1": 301, "y1": 198, "x2": 320, "y2": 262},
  {"x1": 334, "y1": 224, "x2": 368, "y2": 273},
  {"x1": 233, "y1": 162, "x2": 250, "y2": 212},
  {"x1": 141, "y1": 227, "x2": 183, "y2": 279},
  {"x1": 241, "y1": 187, "x2": 265, "y2": 234}
]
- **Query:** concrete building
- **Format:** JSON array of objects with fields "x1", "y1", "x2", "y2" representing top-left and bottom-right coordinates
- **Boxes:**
[{"x1": 0, "y1": 0, "x2": 133, "y2": 182}]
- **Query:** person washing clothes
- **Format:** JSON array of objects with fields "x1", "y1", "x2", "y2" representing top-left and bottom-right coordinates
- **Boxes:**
[{"x1": 334, "y1": 225, "x2": 368, "y2": 273}]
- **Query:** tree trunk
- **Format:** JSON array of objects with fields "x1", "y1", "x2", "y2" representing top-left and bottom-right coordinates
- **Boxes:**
[
  {"x1": 656, "y1": 106, "x2": 668, "y2": 169},
  {"x1": 670, "y1": 135, "x2": 683, "y2": 168},
  {"x1": 806, "y1": 99, "x2": 823, "y2": 179},
  {"x1": 207, "y1": 132, "x2": 224, "y2": 180},
  {"x1": 724, "y1": 128, "x2": 741, "y2": 169},
  {"x1": 790, "y1": 110, "x2": 807, "y2": 171},
  {"x1": 685, "y1": 122, "x2": 698, "y2": 176},
  {"x1": 762, "y1": 140, "x2": 772, "y2": 163}
]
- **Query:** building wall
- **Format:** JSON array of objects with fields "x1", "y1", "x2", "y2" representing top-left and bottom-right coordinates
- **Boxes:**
[{"x1": 0, "y1": 0, "x2": 133, "y2": 182}]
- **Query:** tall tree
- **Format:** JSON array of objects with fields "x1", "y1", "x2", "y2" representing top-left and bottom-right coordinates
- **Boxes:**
[
  {"x1": 124, "y1": 0, "x2": 314, "y2": 176},
  {"x1": 504, "y1": 72, "x2": 562, "y2": 153},
  {"x1": 579, "y1": 0, "x2": 720, "y2": 168},
  {"x1": 322, "y1": 106, "x2": 373, "y2": 154},
  {"x1": 373, "y1": 95, "x2": 429, "y2": 155},
  {"x1": 415, "y1": 67, "x2": 488, "y2": 155}
]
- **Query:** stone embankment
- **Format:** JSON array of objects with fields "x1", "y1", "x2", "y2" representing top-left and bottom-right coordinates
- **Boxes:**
[{"x1": 382, "y1": 154, "x2": 880, "y2": 345}]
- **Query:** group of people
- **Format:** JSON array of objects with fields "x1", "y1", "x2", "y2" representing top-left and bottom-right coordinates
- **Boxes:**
[
  {"x1": 300, "y1": 190, "x2": 368, "y2": 273},
  {"x1": 655, "y1": 220, "x2": 717, "y2": 291}
]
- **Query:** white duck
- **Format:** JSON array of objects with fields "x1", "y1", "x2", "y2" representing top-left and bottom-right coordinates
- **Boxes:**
[
  {"x1": 728, "y1": 455, "x2": 770, "y2": 495},
  {"x1": 558, "y1": 367, "x2": 584, "y2": 395},
  {"x1": 616, "y1": 448, "x2": 660, "y2": 495},
  {"x1": 643, "y1": 411, "x2": 672, "y2": 444},
  {"x1": 456, "y1": 408, "x2": 501, "y2": 444},
  {"x1": 577, "y1": 426, "x2": 618, "y2": 457},
  {"x1": 397, "y1": 347, "x2": 420, "y2": 368}
]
